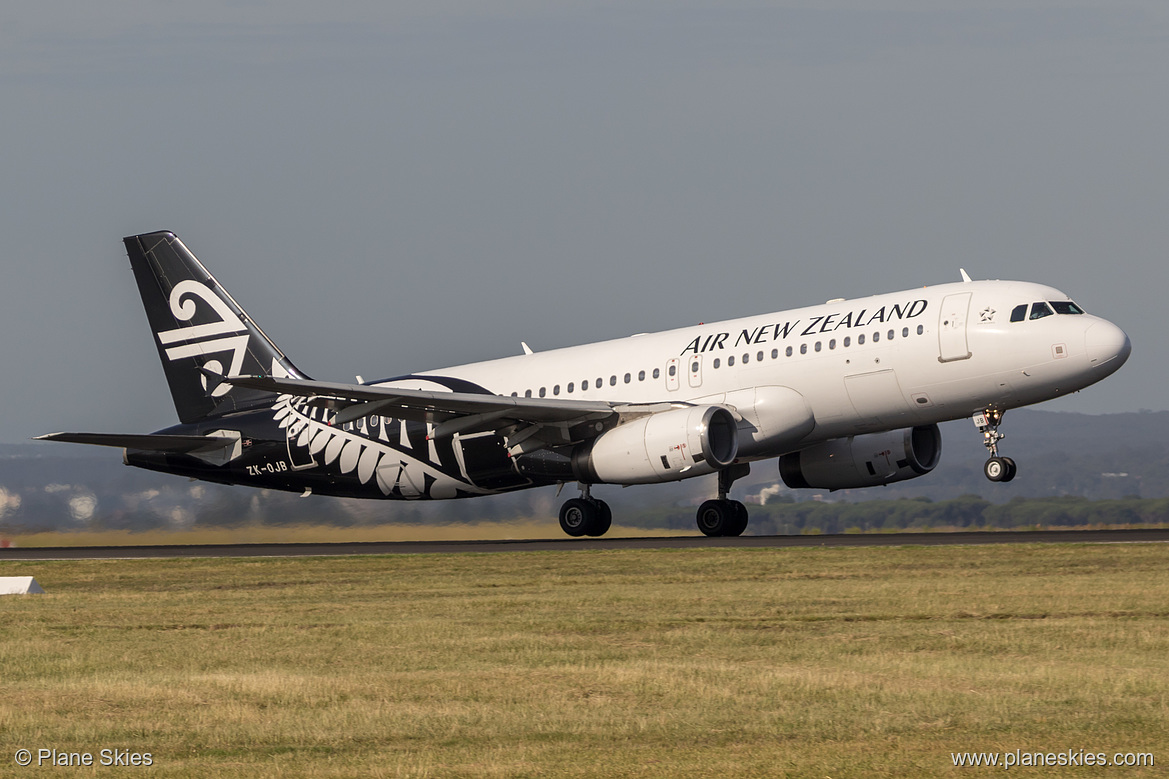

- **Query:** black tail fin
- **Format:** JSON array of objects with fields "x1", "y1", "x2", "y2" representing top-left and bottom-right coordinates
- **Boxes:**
[{"x1": 124, "y1": 231, "x2": 309, "y2": 424}]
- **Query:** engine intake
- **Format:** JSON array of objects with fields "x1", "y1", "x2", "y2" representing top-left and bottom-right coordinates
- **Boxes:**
[
  {"x1": 779, "y1": 424, "x2": 942, "y2": 490},
  {"x1": 573, "y1": 405, "x2": 738, "y2": 485}
]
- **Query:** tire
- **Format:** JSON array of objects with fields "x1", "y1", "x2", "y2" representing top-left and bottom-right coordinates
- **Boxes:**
[
  {"x1": 586, "y1": 500, "x2": 612, "y2": 537},
  {"x1": 559, "y1": 498, "x2": 595, "y2": 537},
  {"x1": 983, "y1": 457, "x2": 1008, "y2": 482},
  {"x1": 727, "y1": 500, "x2": 749, "y2": 537},
  {"x1": 696, "y1": 499, "x2": 735, "y2": 537},
  {"x1": 1001, "y1": 457, "x2": 1017, "y2": 483}
]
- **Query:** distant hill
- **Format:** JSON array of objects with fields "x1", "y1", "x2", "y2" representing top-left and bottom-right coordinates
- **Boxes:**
[{"x1": 3, "y1": 409, "x2": 1166, "y2": 533}]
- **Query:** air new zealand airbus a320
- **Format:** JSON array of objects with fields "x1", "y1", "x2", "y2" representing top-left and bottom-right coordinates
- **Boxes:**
[{"x1": 40, "y1": 232, "x2": 1131, "y2": 537}]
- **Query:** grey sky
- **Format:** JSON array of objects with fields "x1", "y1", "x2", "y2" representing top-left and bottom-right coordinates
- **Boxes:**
[{"x1": 3, "y1": 1, "x2": 1166, "y2": 442}]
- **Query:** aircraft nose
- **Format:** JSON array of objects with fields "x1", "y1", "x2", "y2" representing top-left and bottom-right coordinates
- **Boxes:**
[{"x1": 1084, "y1": 320, "x2": 1132, "y2": 371}]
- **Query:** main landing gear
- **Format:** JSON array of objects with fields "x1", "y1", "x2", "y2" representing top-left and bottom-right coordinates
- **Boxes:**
[
  {"x1": 975, "y1": 408, "x2": 1017, "y2": 483},
  {"x1": 696, "y1": 463, "x2": 751, "y2": 537},
  {"x1": 558, "y1": 484, "x2": 612, "y2": 537}
]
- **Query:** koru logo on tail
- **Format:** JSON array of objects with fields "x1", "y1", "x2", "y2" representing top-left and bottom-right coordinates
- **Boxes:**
[{"x1": 155, "y1": 280, "x2": 249, "y2": 397}]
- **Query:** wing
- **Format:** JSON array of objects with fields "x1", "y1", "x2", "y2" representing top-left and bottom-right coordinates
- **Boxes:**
[{"x1": 215, "y1": 374, "x2": 685, "y2": 447}]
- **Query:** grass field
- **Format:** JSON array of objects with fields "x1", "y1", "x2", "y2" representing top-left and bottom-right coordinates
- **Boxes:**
[
  {"x1": 1, "y1": 542, "x2": 1166, "y2": 777},
  {"x1": 3, "y1": 522, "x2": 690, "y2": 548}
]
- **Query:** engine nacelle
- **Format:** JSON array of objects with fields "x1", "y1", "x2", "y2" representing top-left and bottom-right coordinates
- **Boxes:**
[
  {"x1": 779, "y1": 424, "x2": 942, "y2": 490},
  {"x1": 574, "y1": 405, "x2": 739, "y2": 485}
]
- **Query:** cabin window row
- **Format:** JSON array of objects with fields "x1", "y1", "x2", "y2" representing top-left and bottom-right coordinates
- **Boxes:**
[{"x1": 511, "y1": 324, "x2": 926, "y2": 398}]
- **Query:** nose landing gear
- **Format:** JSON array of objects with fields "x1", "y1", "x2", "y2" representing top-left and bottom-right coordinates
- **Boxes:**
[{"x1": 975, "y1": 409, "x2": 1017, "y2": 483}]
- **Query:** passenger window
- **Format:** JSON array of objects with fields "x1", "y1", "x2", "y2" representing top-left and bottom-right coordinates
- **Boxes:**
[
  {"x1": 583, "y1": 379, "x2": 589, "y2": 391},
  {"x1": 567, "y1": 382, "x2": 574, "y2": 393},
  {"x1": 525, "y1": 390, "x2": 532, "y2": 398},
  {"x1": 1010, "y1": 304, "x2": 1027, "y2": 322},
  {"x1": 713, "y1": 358, "x2": 721, "y2": 369},
  {"x1": 742, "y1": 353, "x2": 749, "y2": 364},
  {"x1": 757, "y1": 351, "x2": 764, "y2": 362},
  {"x1": 843, "y1": 336, "x2": 850, "y2": 347},
  {"x1": 638, "y1": 370, "x2": 645, "y2": 381},
  {"x1": 668, "y1": 365, "x2": 676, "y2": 377},
  {"x1": 610, "y1": 375, "x2": 617, "y2": 386},
  {"x1": 916, "y1": 325, "x2": 924, "y2": 335},
  {"x1": 553, "y1": 385, "x2": 560, "y2": 396},
  {"x1": 800, "y1": 344, "x2": 807, "y2": 355},
  {"x1": 785, "y1": 346, "x2": 793, "y2": 357},
  {"x1": 539, "y1": 387, "x2": 546, "y2": 398},
  {"x1": 511, "y1": 392, "x2": 518, "y2": 397},
  {"x1": 873, "y1": 332, "x2": 880, "y2": 342},
  {"x1": 1029, "y1": 302, "x2": 1054, "y2": 320},
  {"x1": 728, "y1": 355, "x2": 735, "y2": 366},
  {"x1": 858, "y1": 334, "x2": 865, "y2": 345},
  {"x1": 902, "y1": 327, "x2": 908, "y2": 338},
  {"x1": 771, "y1": 348, "x2": 778, "y2": 359},
  {"x1": 653, "y1": 368, "x2": 660, "y2": 379},
  {"x1": 596, "y1": 377, "x2": 603, "y2": 388},
  {"x1": 624, "y1": 373, "x2": 632, "y2": 384},
  {"x1": 1051, "y1": 301, "x2": 1085, "y2": 315},
  {"x1": 829, "y1": 339, "x2": 836, "y2": 350},
  {"x1": 888, "y1": 329, "x2": 894, "y2": 340},
  {"x1": 814, "y1": 341, "x2": 821, "y2": 352}
]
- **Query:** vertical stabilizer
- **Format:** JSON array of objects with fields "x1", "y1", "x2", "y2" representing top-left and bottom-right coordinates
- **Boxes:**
[{"x1": 124, "y1": 231, "x2": 309, "y2": 424}]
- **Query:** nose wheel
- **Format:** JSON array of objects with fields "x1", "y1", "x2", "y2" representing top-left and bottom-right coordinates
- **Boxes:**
[
  {"x1": 983, "y1": 455, "x2": 1017, "y2": 483},
  {"x1": 975, "y1": 409, "x2": 1017, "y2": 483}
]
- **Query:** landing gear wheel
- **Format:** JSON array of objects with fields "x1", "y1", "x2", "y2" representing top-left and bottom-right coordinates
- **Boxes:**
[
  {"x1": 559, "y1": 497, "x2": 612, "y2": 537},
  {"x1": 559, "y1": 498, "x2": 595, "y2": 537},
  {"x1": 727, "y1": 500, "x2": 749, "y2": 537},
  {"x1": 1001, "y1": 457, "x2": 1017, "y2": 483},
  {"x1": 983, "y1": 456, "x2": 1011, "y2": 482},
  {"x1": 697, "y1": 499, "x2": 741, "y2": 537},
  {"x1": 586, "y1": 500, "x2": 612, "y2": 537}
]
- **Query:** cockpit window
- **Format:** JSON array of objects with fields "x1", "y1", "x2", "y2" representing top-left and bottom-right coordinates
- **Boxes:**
[
  {"x1": 1029, "y1": 302, "x2": 1054, "y2": 320},
  {"x1": 1050, "y1": 301, "x2": 1085, "y2": 315},
  {"x1": 1010, "y1": 304, "x2": 1027, "y2": 322}
]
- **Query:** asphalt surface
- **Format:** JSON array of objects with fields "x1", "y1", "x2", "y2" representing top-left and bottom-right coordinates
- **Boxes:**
[{"x1": 2, "y1": 528, "x2": 1167, "y2": 560}]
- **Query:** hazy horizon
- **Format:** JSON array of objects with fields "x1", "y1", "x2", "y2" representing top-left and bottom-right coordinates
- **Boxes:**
[{"x1": 4, "y1": 2, "x2": 1165, "y2": 443}]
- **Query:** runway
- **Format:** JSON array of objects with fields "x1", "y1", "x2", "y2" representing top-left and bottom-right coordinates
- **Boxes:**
[{"x1": 3, "y1": 528, "x2": 1168, "y2": 560}]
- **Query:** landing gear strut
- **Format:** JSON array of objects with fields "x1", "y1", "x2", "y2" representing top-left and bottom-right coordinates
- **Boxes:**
[
  {"x1": 696, "y1": 463, "x2": 751, "y2": 537},
  {"x1": 558, "y1": 484, "x2": 612, "y2": 537},
  {"x1": 975, "y1": 409, "x2": 1017, "y2": 483}
]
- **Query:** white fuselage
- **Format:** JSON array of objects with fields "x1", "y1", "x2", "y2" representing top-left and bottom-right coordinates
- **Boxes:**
[{"x1": 397, "y1": 279, "x2": 1129, "y2": 460}]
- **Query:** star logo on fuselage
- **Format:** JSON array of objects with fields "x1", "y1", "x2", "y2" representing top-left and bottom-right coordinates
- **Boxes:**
[{"x1": 980, "y1": 307, "x2": 995, "y2": 322}]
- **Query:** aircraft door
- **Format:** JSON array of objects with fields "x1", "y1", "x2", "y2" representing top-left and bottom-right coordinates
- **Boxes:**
[
  {"x1": 938, "y1": 292, "x2": 973, "y2": 362},
  {"x1": 688, "y1": 355, "x2": 703, "y2": 388},
  {"x1": 666, "y1": 358, "x2": 680, "y2": 391}
]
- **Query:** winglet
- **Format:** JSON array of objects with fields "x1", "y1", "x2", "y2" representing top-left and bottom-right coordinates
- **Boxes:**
[
  {"x1": 960, "y1": 268, "x2": 972, "y2": 283},
  {"x1": 521, "y1": 342, "x2": 534, "y2": 355}
]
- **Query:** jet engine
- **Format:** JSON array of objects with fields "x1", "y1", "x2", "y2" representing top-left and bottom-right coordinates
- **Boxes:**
[
  {"x1": 779, "y1": 424, "x2": 942, "y2": 490},
  {"x1": 572, "y1": 405, "x2": 739, "y2": 485}
]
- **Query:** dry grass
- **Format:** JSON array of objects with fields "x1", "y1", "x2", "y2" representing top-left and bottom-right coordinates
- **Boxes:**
[
  {"x1": 6, "y1": 522, "x2": 690, "y2": 548},
  {"x1": 1, "y1": 543, "x2": 1166, "y2": 777}
]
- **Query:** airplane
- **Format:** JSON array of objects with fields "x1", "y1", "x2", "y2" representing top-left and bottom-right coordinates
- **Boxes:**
[{"x1": 39, "y1": 231, "x2": 1131, "y2": 537}]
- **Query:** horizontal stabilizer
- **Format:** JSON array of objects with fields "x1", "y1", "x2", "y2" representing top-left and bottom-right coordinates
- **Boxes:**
[{"x1": 35, "y1": 432, "x2": 238, "y2": 453}]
